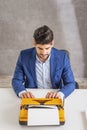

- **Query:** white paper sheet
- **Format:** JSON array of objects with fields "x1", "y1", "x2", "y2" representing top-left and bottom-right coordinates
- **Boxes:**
[{"x1": 27, "y1": 105, "x2": 59, "y2": 126}]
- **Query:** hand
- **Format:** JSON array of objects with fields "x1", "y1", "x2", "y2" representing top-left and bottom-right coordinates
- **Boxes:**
[
  {"x1": 45, "y1": 91, "x2": 61, "y2": 98},
  {"x1": 20, "y1": 91, "x2": 35, "y2": 98}
]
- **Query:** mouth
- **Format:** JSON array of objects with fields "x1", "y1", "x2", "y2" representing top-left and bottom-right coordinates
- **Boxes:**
[{"x1": 40, "y1": 54, "x2": 48, "y2": 58}]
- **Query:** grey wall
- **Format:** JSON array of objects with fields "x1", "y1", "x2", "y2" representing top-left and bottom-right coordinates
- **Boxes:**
[{"x1": 0, "y1": 0, "x2": 87, "y2": 78}]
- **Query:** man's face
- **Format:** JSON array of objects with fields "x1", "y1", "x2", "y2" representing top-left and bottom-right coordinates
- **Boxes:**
[{"x1": 34, "y1": 41, "x2": 54, "y2": 62}]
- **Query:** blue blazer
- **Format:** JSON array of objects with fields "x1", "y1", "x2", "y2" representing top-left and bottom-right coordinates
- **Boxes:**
[{"x1": 12, "y1": 47, "x2": 75, "y2": 97}]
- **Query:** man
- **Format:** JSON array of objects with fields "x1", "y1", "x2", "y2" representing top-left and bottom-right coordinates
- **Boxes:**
[{"x1": 12, "y1": 25, "x2": 75, "y2": 99}]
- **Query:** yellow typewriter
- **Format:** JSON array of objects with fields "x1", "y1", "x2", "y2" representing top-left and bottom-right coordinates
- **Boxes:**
[{"x1": 19, "y1": 98, "x2": 65, "y2": 126}]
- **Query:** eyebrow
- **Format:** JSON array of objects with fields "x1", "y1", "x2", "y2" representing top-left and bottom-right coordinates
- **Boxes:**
[{"x1": 38, "y1": 47, "x2": 50, "y2": 50}]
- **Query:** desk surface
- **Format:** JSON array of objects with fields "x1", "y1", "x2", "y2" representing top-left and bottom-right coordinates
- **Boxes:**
[{"x1": 0, "y1": 88, "x2": 87, "y2": 130}]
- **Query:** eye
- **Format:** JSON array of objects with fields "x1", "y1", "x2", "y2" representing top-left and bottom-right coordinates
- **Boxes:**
[
  {"x1": 46, "y1": 47, "x2": 50, "y2": 50},
  {"x1": 38, "y1": 47, "x2": 43, "y2": 50}
]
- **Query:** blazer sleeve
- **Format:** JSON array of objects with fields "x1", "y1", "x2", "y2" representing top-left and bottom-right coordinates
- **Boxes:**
[
  {"x1": 12, "y1": 52, "x2": 26, "y2": 96},
  {"x1": 60, "y1": 53, "x2": 75, "y2": 98}
]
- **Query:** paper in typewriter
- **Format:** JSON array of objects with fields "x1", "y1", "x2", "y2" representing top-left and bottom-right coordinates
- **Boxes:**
[{"x1": 28, "y1": 105, "x2": 59, "y2": 126}]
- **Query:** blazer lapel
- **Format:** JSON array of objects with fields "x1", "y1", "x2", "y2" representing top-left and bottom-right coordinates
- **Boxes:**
[
  {"x1": 28, "y1": 49, "x2": 37, "y2": 87},
  {"x1": 50, "y1": 48, "x2": 58, "y2": 87},
  {"x1": 50, "y1": 48, "x2": 64, "y2": 88}
]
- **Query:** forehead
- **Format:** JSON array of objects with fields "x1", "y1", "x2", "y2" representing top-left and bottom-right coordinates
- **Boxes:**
[{"x1": 36, "y1": 43, "x2": 52, "y2": 49}]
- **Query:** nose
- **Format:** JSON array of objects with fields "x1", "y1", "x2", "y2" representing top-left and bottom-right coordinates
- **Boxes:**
[{"x1": 41, "y1": 49, "x2": 46, "y2": 54}]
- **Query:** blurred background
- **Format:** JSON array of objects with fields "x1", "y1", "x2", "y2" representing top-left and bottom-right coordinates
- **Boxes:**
[{"x1": 0, "y1": 0, "x2": 87, "y2": 78}]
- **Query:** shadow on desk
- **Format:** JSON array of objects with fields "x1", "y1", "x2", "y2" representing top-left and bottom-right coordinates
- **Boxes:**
[{"x1": 81, "y1": 111, "x2": 87, "y2": 130}]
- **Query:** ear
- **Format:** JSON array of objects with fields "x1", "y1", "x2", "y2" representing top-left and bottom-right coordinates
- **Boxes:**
[{"x1": 33, "y1": 39, "x2": 37, "y2": 47}]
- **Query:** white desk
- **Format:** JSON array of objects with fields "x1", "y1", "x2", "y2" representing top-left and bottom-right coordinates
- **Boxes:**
[{"x1": 0, "y1": 88, "x2": 87, "y2": 130}]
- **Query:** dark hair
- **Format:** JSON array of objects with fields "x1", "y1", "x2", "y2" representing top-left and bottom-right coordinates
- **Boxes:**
[{"x1": 33, "y1": 25, "x2": 54, "y2": 44}]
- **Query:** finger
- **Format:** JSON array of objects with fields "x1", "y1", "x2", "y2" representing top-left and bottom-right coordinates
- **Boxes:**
[
  {"x1": 28, "y1": 92, "x2": 35, "y2": 98},
  {"x1": 26, "y1": 91, "x2": 35, "y2": 98},
  {"x1": 52, "y1": 92, "x2": 57, "y2": 98},
  {"x1": 21, "y1": 93, "x2": 27, "y2": 98},
  {"x1": 55, "y1": 94, "x2": 59, "y2": 98},
  {"x1": 46, "y1": 92, "x2": 53, "y2": 98},
  {"x1": 48, "y1": 92, "x2": 53, "y2": 98},
  {"x1": 46, "y1": 92, "x2": 59, "y2": 98},
  {"x1": 26, "y1": 92, "x2": 31, "y2": 98},
  {"x1": 45, "y1": 92, "x2": 50, "y2": 98}
]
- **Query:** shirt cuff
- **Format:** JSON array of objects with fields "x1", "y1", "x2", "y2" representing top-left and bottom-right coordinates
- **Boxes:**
[{"x1": 58, "y1": 91, "x2": 65, "y2": 104}]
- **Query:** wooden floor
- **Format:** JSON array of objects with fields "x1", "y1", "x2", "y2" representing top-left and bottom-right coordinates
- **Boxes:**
[
  {"x1": 0, "y1": 76, "x2": 12, "y2": 88},
  {"x1": 0, "y1": 76, "x2": 87, "y2": 89}
]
